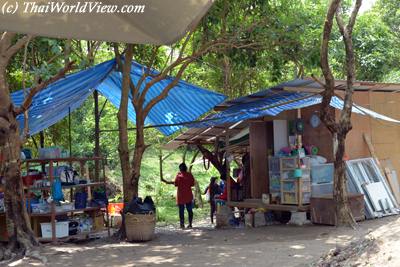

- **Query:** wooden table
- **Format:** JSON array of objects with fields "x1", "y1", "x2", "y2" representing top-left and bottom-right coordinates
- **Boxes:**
[{"x1": 227, "y1": 199, "x2": 310, "y2": 212}]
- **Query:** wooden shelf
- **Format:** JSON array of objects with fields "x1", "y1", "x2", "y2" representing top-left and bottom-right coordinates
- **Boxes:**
[
  {"x1": 227, "y1": 200, "x2": 310, "y2": 212},
  {"x1": 28, "y1": 182, "x2": 104, "y2": 191},
  {"x1": 22, "y1": 156, "x2": 110, "y2": 243},
  {"x1": 30, "y1": 207, "x2": 101, "y2": 217}
]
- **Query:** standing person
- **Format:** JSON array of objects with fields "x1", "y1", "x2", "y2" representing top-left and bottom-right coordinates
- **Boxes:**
[
  {"x1": 203, "y1": 177, "x2": 222, "y2": 224},
  {"x1": 166, "y1": 163, "x2": 195, "y2": 229}
]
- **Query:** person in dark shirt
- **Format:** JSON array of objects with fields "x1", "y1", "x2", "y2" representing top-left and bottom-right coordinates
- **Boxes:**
[{"x1": 203, "y1": 176, "x2": 222, "y2": 224}]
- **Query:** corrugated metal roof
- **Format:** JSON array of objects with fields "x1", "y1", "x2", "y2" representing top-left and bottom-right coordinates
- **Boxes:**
[{"x1": 164, "y1": 78, "x2": 400, "y2": 150}]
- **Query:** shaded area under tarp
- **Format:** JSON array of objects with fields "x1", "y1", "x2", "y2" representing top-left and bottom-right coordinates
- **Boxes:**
[{"x1": 11, "y1": 59, "x2": 227, "y2": 136}]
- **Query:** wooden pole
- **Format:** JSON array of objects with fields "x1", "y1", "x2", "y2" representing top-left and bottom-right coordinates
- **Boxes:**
[
  {"x1": 49, "y1": 160, "x2": 56, "y2": 243},
  {"x1": 225, "y1": 127, "x2": 231, "y2": 202},
  {"x1": 94, "y1": 91, "x2": 100, "y2": 181},
  {"x1": 102, "y1": 158, "x2": 110, "y2": 238},
  {"x1": 39, "y1": 131, "x2": 45, "y2": 172},
  {"x1": 68, "y1": 107, "x2": 72, "y2": 157}
]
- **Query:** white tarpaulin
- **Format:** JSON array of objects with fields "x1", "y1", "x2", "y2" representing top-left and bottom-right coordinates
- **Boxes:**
[{"x1": 0, "y1": 0, "x2": 214, "y2": 44}]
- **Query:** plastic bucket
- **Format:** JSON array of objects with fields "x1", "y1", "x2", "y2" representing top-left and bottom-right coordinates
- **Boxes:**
[
  {"x1": 293, "y1": 168, "x2": 303, "y2": 178},
  {"x1": 108, "y1": 203, "x2": 124, "y2": 215}
]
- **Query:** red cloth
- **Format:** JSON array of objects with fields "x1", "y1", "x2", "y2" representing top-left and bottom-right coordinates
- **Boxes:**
[
  {"x1": 219, "y1": 185, "x2": 228, "y2": 201},
  {"x1": 217, "y1": 178, "x2": 236, "y2": 201},
  {"x1": 174, "y1": 172, "x2": 195, "y2": 205}
]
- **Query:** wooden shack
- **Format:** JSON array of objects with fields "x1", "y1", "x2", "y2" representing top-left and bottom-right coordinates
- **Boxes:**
[{"x1": 165, "y1": 79, "x2": 400, "y2": 210}]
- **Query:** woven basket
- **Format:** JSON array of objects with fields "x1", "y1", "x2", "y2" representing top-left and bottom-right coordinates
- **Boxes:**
[{"x1": 125, "y1": 212, "x2": 156, "y2": 242}]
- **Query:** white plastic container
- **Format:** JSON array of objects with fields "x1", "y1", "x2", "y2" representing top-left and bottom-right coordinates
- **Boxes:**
[{"x1": 40, "y1": 221, "x2": 69, "y2": 238}]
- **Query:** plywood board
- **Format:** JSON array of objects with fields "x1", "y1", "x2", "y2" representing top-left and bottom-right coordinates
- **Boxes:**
[
  {"x1": 363, "y1": 182, "x2": 386, "y2": 212},
  {"x1": 273, "y1": 120, "x2": 288, "y2": 155},
  {"x1": 249, "y1": 122, "x2": 271, "y2": 198},
  {"x1": 300, "y1": 105, "x2": 334, "y2": 161},
  {"x1": 384, "y1": 167, "x2": 400, "y2": 205}
]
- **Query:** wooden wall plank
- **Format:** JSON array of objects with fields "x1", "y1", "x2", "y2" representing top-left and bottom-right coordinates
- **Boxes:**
[{"x1": 249, "y1": 121, "x2": 271, "y2": 198}]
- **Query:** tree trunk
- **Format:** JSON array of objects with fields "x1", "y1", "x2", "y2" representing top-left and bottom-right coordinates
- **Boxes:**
[
  {"x1": 319, "y1": 0, "x2": 361, "y2": 227},
  {"x1": 129, "y1": 120, "x2": 146, "y2": 201},
  {"x1": 222, "y1": 55, "x2": 231, "y2": 96},
  {"x1": 333, "y1": 132, "x2": 354, "y2": 225},
  {"x1": 116, "y1": 44, "x2": 133, "y2": 203},
  {"x1": 197, "y1": 144, "x2": 226, "y2": 179},
  {"x1": 0, "y1": 65, "x2": 38, "y2": 260}
]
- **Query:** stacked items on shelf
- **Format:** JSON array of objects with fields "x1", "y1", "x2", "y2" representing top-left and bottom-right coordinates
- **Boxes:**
[
  {"x1": 280, "y1": 157, "x2": 311, "y2": 206},
  {"x1": 310, "y1": 163, "x2": 334, "y2": 197},
  {"x1": 22, "y1": 156, "x2": 109, "y2": 242},
  {"x1": 268, "y1": 156, "x2": 281, "y2": 203}
]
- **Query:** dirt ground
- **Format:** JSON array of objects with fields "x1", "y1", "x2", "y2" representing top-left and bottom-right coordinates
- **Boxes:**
[{"x1": 7, "y1": 215, "x2": 400, "y2": 267}]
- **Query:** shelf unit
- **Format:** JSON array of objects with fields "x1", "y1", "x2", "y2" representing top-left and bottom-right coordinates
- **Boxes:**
[
  {"x1": 24, "y1": 157, "x2": 110, "y2": 243},
  {"x1": 268, "y1": 156, "x2": 281, "y2": 196},
  {"x1": 280, "y1": 157, "x2": 311, "y2": 206}
]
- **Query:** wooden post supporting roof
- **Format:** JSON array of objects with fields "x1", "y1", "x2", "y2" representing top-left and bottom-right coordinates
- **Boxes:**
[
  {"x1": 249, "y1": 121, "x2": 271, "y2": 198},
  {"x1": 225, "y1": 127, "x2": 231, "y2": 202}
]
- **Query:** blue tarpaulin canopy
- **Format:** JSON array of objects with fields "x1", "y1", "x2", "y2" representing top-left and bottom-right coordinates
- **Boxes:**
[
  {"x1": 187, "y1": 79, "x2": 400, "y2": 129},
  {"x1": 11, "y1": 59, "x2": 227, "y2": 136}
]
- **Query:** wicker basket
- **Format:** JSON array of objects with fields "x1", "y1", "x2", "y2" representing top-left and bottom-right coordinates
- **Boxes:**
[{"x1": 125, "y1": 212, "x2": 156, "y2": 242}]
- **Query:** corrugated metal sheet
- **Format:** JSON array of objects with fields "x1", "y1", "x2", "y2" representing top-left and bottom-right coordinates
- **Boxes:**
[{"x1": 189, "y1": 89, "x2": 400, "y2": 129}]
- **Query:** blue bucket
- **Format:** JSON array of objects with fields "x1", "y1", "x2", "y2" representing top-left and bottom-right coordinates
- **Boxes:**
[{"x1": 293, "y1": 168, "x2": 303, "y2": 178}]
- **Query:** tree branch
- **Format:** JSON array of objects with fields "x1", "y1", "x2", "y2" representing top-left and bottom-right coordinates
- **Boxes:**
[
  {"x1": 5, "y1": 35, "x2": 33, "y2": 62},
  {"x1": 143, "y1": 60, "x2": 192, "y2": 117},
  {"x1": 336, "y1": 0, "x2": 362, "y2": 133},
  {"x1": 319, "y1": 0, "x2": 342, "y2": 133},
  {"x1": 348, "y1": 0, "x2": 363, "y2": 34},
  {"x1": 113, "y1": 43, "x2": 122, "y2": 71},
  {"x1": 14, "y1": 61, "x2": 75, "y2": 115}
]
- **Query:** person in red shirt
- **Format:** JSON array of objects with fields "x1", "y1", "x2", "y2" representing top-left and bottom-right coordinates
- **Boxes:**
[{"x1": 166, "y1": 163, "x2": 195, "y2": 229}]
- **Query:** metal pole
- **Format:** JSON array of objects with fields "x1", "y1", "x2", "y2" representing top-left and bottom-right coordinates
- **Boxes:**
[
  {"x1": 94, "y1": 91, "x2": 100, "y2": 181},
  {"x1": 69, "y1": 107, "x2": 72, "y2": 157}
]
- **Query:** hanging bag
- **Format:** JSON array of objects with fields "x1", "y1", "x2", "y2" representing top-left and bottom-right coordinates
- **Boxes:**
[
  {"x1": 205, "y1": 187, "x2": 210, "y2": 202},
  {"x1": 60, "y1": 167, "x2": 78, "y2": 185},
  {"x1": 52, "y1": 178, "x2": 64, "y2": 202}
]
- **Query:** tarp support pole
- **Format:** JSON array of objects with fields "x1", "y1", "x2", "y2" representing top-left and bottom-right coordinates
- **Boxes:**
[
  {"x1": 68, "y1": 107, "x2": 72, "y2": 158},
  {"x1": 94, "y1": 90, "x2": 100, "y2": 181},
  {"x1": 225, "y1": 127, "x2": 231, "y2": 202},
  {"x1": 40, "y1": 131, "x2": 45, "y2": 172}
]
